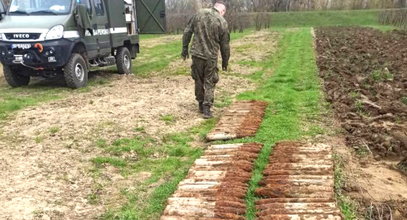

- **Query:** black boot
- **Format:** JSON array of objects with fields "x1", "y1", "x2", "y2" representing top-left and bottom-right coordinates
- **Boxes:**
[
  {"x1": 202, "y1": 105, "x2": 213, "y2": 119},
  {"x1": 199, "y1": 102, "x2": 204, "y2": 113}
]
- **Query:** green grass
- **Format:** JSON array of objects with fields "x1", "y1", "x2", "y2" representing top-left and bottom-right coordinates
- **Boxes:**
[
  {"x1": 367, "y1": 25, "x2": 399, "y2": 31},
  {"x1": 96, "y1": 119, "x2": 216, "y2": 220},
  {"x1": 92, "y1": 157, "x2": 128, "y2": 168},
  {"x1": 271, "y1": 9, "x2": 382, "y2": 27},
  {"x1": 133, "y1": 40, "x2": 181, "y2": 76},
  {"x1": 160, "y1": 114, "x2": 176, "y2": 125},
  {"x1": 237, "y1": 27, "x2": 359, "y2": 219},
  {"x1": 334, "y1": 154, "x2": 359, "y2": 219},
  {"x1": 0, "y1": 85, "x2": 67, "y2": 120},
  {"x1": 220, "y1": 28, "x2": 330, "y2": 219},
  {"x1": 48, "y1": 126, "x2": 60, "y2": 134}
]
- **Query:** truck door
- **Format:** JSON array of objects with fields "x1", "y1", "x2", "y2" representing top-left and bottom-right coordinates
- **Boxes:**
[
  {"x1": 77, "y1": 0, "x2": 98, "y2": 58},
  {"x1": 135, "y1": 0, "x2": 166, "y2": 34},
  {"x1": 0, "y1": 0, "x2": 6, "y2": 18},
  {"x1": 91, "y1": 0, "x2": 111, "y2": 56}
]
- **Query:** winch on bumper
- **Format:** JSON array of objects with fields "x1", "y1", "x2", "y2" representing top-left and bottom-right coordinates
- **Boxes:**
[{"x1": 0, "y1": 39, "x2": 74, "y2": 70}]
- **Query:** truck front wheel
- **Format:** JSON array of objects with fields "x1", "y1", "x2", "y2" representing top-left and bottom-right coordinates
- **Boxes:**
[
  {"x1": 3, "y1": 65, "x2": 30, "y2": 87},
  {"x1": 116, "y1": 47, "x2": 132, "y2": 74},
  {"x1": 64, "y1": 53, "x2": 88, "y2": 89}
]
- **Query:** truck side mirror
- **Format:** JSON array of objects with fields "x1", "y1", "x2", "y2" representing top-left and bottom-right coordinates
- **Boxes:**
[{"x1": 74, "y1": 4, "x2": 92, "y2": 32}]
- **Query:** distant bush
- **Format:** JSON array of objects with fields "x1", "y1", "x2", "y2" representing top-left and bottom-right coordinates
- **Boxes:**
[{"x1": 379, "y1": 9, "x2": 407, "y2": 29}]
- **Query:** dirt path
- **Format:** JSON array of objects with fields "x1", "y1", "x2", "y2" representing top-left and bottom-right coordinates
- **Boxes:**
[
  {"x1": 0, "y1": 74, "x2": 252, "y2": 219},
  {"x1": 229, "y1": 30, "x2": 279, "y2": 76},
  {"x1": 0, "y1": 31, "x2": 279, "y2": 219}
]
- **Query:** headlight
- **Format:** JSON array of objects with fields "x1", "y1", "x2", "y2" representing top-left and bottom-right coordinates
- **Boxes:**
[{"x1": 45, "y1": 25, "x2": 64, "y2": 40}]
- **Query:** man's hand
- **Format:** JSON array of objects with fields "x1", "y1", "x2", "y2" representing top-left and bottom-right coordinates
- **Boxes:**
[
  {"x1": 181, "y1": 47, "x2": 189, "y2": 60},
  {"x1": 222, "y1": 60, "x2": 228, "y2": 71}
]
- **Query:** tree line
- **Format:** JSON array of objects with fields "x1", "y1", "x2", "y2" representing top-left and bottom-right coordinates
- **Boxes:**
[
  {"x1": 166, "y1": 0, "x2": 407, "y2": 33},
  {"x1": 2, "y1": 0, "x2": 406, "y2": 32},
  {"x1": 166, "y1": 0, "x2": 406, "y2": 13}
]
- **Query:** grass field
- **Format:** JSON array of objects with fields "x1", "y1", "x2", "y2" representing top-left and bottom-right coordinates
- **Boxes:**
[
  {"x1": 235, "y1": 28, "x2": 331, "y2": 219},
  {"x1": 270, "y1": 9, "x2": 383, "y2": 27},
  {"x1": 97, "y1": 27, "x2": 341, "y2": 219},
  {"x1": 0, "y1": 9, "x2": 400, "y2": 219}
]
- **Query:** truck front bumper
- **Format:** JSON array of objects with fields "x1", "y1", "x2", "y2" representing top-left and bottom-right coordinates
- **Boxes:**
[{"x1": 0, "y1": 39, "x2": 74, "y2": 69}]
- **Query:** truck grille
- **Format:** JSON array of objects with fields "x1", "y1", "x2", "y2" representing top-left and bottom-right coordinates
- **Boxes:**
[{"x1": 5, "y1": 33, "x2": 41, "y2": 40}]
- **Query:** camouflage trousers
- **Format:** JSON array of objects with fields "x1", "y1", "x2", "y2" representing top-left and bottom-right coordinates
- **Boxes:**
[{"x1": 191, "y1": 56, "x2": 219, "y2": 107}]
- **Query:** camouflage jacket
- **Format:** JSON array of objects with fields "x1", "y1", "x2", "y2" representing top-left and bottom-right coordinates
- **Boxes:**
[{"x1": 182, "y1": 8, "x2": 230, "y2": 63}]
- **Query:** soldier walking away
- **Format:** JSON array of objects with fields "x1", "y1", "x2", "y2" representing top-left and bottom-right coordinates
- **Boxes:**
[{"x1": 182, "y1": 0, "x2": 230, "y2": 119}]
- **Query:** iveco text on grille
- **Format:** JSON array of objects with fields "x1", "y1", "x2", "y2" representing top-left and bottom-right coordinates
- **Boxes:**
[{"x1": 13, "y1": 34, "x2": 30, "y2": 39}]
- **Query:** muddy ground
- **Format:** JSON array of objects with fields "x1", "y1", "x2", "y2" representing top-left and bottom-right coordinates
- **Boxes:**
[
  {"x1": 315, "y1": 27, "x2": 407, "y2": 219},
  {"x1": 0, "y1": 31, "x2": 277, "y2": 219},
  {"x1": 316, "y1": 27, "x2": 407, "y2": 158}
]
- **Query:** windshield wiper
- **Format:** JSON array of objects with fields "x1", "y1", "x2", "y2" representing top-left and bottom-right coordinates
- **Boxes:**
[
  {"x1": 9, "y1": 10, "x2": 29, "y2": 15},
  {"x1": 29, "y1": 10, "x2": 58, "y2": 15}
]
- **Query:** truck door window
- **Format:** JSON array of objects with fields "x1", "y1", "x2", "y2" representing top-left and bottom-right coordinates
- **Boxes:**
[{"x1": 93, "y1": 0, "x2": 104, "y2": 16}]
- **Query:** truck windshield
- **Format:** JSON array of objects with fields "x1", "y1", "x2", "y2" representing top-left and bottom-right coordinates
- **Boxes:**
[{"x1": 9, "y1": 0, "x2": 72, "y2": 15}]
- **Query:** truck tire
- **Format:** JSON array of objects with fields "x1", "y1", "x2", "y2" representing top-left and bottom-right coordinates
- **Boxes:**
[
  {"x1": 116, "y1": 47, "x2": 132, "y2": 74},
  {"x1": 64, "y1": 53, "x2": 88, "y2": 89},
  {"x1": 3, "y1": 65, "x2": 30, "y2": 87}
]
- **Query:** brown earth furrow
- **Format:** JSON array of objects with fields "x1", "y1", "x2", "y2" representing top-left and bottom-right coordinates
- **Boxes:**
[
  {"x1": 315, "y1": 27, "x2": 407, "y2": 158},
  {"x1": 255, "y1": 142, "x2": 343, "y2": 219},
  {"x1": 206, "y1": 101, "x2": 268, "y2": 141},
  {"x1": 161, "y1": 143, "x2": 263, "y2": 219}
]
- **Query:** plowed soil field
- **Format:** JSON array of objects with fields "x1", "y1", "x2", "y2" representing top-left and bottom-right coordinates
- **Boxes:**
[
  {"x1": 316, "y1": 27, "x2": 407, "y2": 219},
  {"x1": 315, "y1": 27, "x2": 407, "y2": 158}
]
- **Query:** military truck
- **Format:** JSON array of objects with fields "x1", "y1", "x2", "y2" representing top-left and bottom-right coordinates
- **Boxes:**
[{"x1": 0, "y1": 0, "x2": 165, "y2": 88}]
